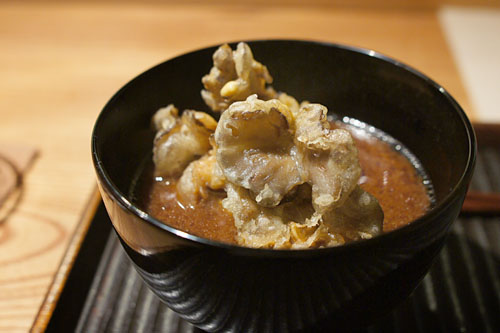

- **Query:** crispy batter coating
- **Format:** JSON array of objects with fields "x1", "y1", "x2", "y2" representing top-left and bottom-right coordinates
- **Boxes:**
[
  {"x1": 201, "y1": 43, "x2": 277, "y2": 112},
  {"x1": 153, "y1": 43, "x2": 384, "y2": 249},
  {"x1": 215, "y1": 95, "x2": 303, "y2": 207},
  {"x1": 215, "y1": 95, "x2": 361, "y2": 212},
  {"x1": 152, "y1": 104, "x2": 179, "y2": 132},
  {"x1": 295, "y1": 104, "x2": 361, "y2": 214},
  {"x1": 222, "y1": 183, "x2": 378, "y2": 249},
  {"x1": 177, "y1": 149, "x2": 225, "y2": 205},
  {"x1": 153, "y1": 106, "x2": 217, "y2": 177},
  {"x1": 223, "y1": 183, "x2": 292, "y2": 248},
  {"x1": 323, "y1": 186, "x2": 384, "y2": 241},
  {"x1": 214, "y1": 95, "x2": 382, "y2": 248},
  {"x1": 277, "y1": 92, "x2": 301, "y2": 116}
]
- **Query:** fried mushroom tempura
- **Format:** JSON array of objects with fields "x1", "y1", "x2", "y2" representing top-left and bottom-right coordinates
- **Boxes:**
[
  {"x1": 176, "y1": 148, "x2": 225, "y2": 205},
  {"x1": 214, "y1": 95, "x2": 303, "y2": 207},
  {"x1": 295, "y1": 103, "x2": 361, "y2": 214},
  {"x1": 213, "y1": 95, "x2": 382, "y2": 248},
  {"x1": 153, "y1": 105, "x2": 217, "y2": 177},
  {"x1": 215, "y1": 95, "x2": 362, "y2": 213},
  {"x1": 201, "y1": 43, "x2": 277, "y2": 112},
  {"x1": 323, "y1": 186, "x2": 384, "y2": 241},
  {"x1": 151, "y1": 42, "x2": 383, "y2": 249}
]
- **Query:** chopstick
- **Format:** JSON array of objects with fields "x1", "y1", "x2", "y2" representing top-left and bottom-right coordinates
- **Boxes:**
[{"x1": 461, "y1": 191, "x2": 500, "y2": 215}]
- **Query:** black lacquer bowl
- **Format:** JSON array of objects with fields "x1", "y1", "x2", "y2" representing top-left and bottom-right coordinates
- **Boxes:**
[{"x1": 92, "y1": 40, "x2": 476, "y2": 332}]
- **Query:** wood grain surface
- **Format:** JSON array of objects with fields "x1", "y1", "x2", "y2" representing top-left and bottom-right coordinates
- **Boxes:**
[{"x1": 0, "y1": 2, "x2": 473, "y2": 332}]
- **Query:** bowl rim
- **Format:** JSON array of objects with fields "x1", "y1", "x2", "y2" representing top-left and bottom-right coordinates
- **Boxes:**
[{"x1": 91, "y1": 38, "x2": 477, "y2": 257}]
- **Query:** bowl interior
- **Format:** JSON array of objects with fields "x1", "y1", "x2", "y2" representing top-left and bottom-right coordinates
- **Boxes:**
[{"x1": 92, "y1": 40, "x2": 474, "y2": 245}]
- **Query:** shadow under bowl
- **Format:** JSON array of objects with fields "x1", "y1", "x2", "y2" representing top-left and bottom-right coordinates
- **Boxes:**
[{"x1": 92, "y1": 40, "x2": 476, "y2": 332}]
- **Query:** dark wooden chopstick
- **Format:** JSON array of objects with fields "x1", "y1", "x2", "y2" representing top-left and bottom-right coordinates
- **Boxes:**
[
  {"x1": 461, "y1": 191, "x2": 500, "y2": 215},
  {"x1": 460, "y1": 123, "x2": 500, "y2": 215}
]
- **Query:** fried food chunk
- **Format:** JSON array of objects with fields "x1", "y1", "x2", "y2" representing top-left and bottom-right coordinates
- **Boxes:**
[
  {"x1": 223, "y1": 183, "x2": 292, "y2": 248},
  {"x1": 215, "y1": 95, "x2": 361, "y2": 213},
  {"x1": 152, "y1": 104, "x2": 179, "y2": 132},
  {"x1": 295, "y1": 104, "x2": 361, "y2": 214},
  {"x1": 153, "y1": 105, "x2": 217, "y2": 177},
  {"x1": 222, "y1": 183, "x2": 373, "y2": 249},
  {"x1": 177, "y1": 149, "x2": 225, "y2": 205},
  {"x1": 214, "y1": 95, "x2": 303, "y2": 207},
  {"x1": 214, "y1": 95, "x2": 383, "y2": 249},
  {"x1": 324, "y1": 186, "x2": 383, "y2": 241},
  {"x1": 153, "y1": 43, "x2": 384, "y2": 249},
  {"x1": 277, "y1": 92, "x2": 301, "y2": 116},
  {"x1": 201, "y1": 43, "x2": 277, "y2": 112}
]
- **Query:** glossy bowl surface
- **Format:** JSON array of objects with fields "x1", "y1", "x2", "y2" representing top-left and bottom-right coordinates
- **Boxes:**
[{"x1": 92, "y1": 40, "x2": 476, "y2": 331}]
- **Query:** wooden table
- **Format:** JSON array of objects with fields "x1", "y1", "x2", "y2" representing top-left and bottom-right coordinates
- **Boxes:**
[{"x1": 0, "y1": 2, "x2": 475, "y2": 332}]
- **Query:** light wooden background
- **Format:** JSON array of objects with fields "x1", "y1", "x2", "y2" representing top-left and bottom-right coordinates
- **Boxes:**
[{"x1": 0, "y1": 2, "x2": 476, "y2": 331}]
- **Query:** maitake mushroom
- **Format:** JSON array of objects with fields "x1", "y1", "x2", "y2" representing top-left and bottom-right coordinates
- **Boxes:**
[
  {"x1": 152, "y1": 105, "x2": 217, "y2": 177},
  {"x1": 215, "y1": 95, "x2": 361, "y2": 213},
  {"x1": 151, "y1": 43, "x2": 383, "y2": 249},
  {"x1": 214, "y1": 95, "x2": 303, "y2": 207},
  {"x1": 294, "y1": 103, "x2": 361, "y2": 214},
  {"x1": 176, "y1": 148, "x2": 226, "y2": 205},
  {"x1": 214, "y1": 95, "x2": 383, "y2": 248},
  {"x1": 201, "y1": 43, "x2": 277, "y2": 112}
]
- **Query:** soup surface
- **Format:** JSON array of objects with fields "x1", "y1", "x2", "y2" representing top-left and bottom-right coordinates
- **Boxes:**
[{"x1": 137, "y1": 119, "x2": 432, "y2": 244}]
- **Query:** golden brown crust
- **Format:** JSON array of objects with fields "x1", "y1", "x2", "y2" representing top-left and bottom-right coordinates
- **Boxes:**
[
  {"x1": 201, "y1": 43, "x2": 277, "y2": 112},
  {"x1": 214, "y1": 95, "x2": 382, "y2": 249},
  {"x1": 215, "y1": 95, "x2": 301, "y2": 207},
  {"x1": 152, "y1": 43, "x2": 384, "y2": 249},
  {"x1": 152, "y1": 107, "x2": 217, "y2": 177}
]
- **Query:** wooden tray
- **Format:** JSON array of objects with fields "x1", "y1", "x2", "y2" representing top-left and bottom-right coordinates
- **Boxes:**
[{"x1": 32, "y1": 125, "x2": 500, "y2": 332}]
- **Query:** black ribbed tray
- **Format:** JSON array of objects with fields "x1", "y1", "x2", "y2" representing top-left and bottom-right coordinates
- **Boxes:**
[{"x1": 41, "y1": 147, "x2": 500, "y2": 333}]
